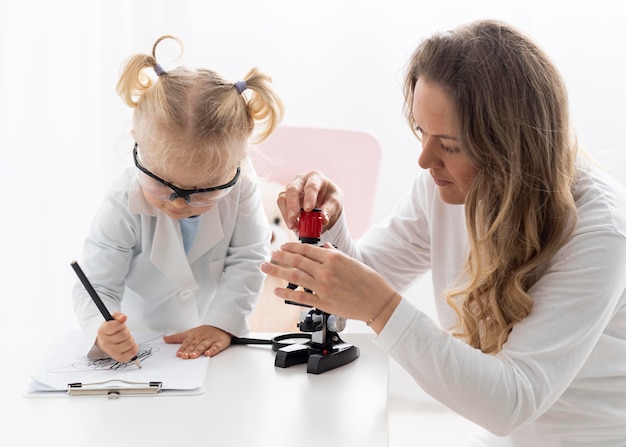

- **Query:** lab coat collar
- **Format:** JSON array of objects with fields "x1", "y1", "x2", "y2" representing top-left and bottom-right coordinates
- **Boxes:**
[
  {"x1": 186, "y1": 213, "x2": 224, "y2": 263},
  {"x1": 128, "y1": 175, "x2": 157, "y2": 217},
  {"x1": 127, "y1": 177, "x2": 225, "y2": 294}
]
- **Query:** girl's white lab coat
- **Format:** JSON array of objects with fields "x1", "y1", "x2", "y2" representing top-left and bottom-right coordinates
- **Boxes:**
[{"x1": 72, "y1": 159, "x2": 270, "y2": 341}]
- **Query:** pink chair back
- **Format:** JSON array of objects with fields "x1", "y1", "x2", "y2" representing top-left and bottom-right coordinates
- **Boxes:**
[{"x1": 252, "y1": 126, "x2": 382, "y2": 238}]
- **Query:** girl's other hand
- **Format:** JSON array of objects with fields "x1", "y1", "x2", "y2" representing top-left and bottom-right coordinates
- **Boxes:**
[{"x1": 163, "y1": 325, "x2": 232, "y2": 358}]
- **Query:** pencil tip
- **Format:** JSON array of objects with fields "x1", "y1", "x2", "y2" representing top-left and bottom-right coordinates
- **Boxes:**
[{"x1": 134, "y1": 359, "x2": 142, "y2": 369}]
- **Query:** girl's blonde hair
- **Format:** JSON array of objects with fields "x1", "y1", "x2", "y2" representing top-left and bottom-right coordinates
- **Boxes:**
[
  {"x1": 116, "y1": 35, "x2": 284, "y2": 178},
  {"x1": 403, "y1": 20, "x2": 578, "y2": 354}
]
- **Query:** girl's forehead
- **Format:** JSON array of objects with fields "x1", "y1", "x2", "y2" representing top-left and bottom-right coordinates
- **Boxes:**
[
  {"x1": 140, "y1": 150, "x2": 228, "y2": 188},
  {"x1": 135, "y1": 132, "x2": 245, "y2": 185},
  {"x1": 163, "y1": 163, "x2": 232, "y2": 189}
]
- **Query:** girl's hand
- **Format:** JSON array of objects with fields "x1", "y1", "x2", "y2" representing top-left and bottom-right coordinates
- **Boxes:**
[
  {"x1": 95, "y1": 312, "x2": 139, "y2": 363},
  {"x1": 163, "y1": 325, "x2": 232, "y2": 359}
]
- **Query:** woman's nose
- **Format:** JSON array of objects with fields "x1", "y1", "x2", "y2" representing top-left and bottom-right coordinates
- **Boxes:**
[{"x1": 418, "y1": 136, "x2": 442, "y2": 170}]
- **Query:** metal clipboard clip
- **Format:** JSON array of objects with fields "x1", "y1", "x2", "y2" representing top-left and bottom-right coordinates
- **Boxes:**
[{"x1": 67, "y1": 380, "x2": 162, "y2": 398}]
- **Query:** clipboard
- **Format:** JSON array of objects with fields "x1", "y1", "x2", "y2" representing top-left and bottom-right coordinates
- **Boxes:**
[
  {"x1": 67, "y1": 380, "x2": 162, "y2": 397},
  {"x1": 26, "y1": 331, "x2": 209, "y2": 398}
]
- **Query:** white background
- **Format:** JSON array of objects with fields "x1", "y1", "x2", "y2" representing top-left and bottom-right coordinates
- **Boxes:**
[{"x1": 1, "y1": 0, "x2": 625, "y2": 334}]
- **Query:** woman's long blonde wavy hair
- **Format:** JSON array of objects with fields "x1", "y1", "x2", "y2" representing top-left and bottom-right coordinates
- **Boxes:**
[
  {"x1": 115, "y1": 35, "x2": 284, "y2": 178},
  {"x1": 403, "y1": 20, "x2": 578, "y2": 354}
]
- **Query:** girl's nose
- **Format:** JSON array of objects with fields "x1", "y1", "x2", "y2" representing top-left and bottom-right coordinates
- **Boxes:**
[{"x1": 170, "y1": 197, "x2": 189, "y2": 208}]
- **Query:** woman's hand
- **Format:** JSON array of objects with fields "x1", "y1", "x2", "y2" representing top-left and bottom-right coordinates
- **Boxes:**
[
  {"x1": 261, "y1": 242, "x2": 401, "y2": 333},
  {"x1": 278, "y1": 170, "x2": 344, "y2": 233},
  {"x1": 95, "y1": 312, "x2": 139, "y2": 363},
  {"x1": 163, "y1": 325, "x2": 232, "y2": 359}
]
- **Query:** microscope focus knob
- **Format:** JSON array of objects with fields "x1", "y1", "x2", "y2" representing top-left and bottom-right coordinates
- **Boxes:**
[{"x1": 327, "y1": 315, "x2": 347, "y2": 333}]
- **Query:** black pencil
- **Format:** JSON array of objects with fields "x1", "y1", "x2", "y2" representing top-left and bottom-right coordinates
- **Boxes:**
[{"x1": 71, "y1": 260, "x2": 142, "y2": 369}]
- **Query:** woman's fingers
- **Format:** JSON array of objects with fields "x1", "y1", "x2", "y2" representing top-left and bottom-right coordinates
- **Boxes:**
[{"x1": 278, "y1": 171, "x2": 342, "y2": 232}]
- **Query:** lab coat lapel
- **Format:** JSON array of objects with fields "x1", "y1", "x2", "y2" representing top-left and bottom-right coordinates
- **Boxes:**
[
  {"x1": 150, "y1": 216, "x2": 199, "y2": 292},
  {"x1": 128, "y1": 178, "x2": 199, "y2": 292},
  {"x1": 187, "y1": 207, "x2": 224, "y2": 264}
]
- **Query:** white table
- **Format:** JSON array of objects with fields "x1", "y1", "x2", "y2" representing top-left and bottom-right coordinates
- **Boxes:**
[{"x1": 2, "y1": 332, "x2": 388, "y2": 447}]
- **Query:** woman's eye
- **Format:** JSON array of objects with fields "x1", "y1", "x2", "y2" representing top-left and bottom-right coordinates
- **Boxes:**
[
  {"x1": 413, "y1": 125, "x2": 423, "y2": 139},
  {"x1": 414, "y1": 124, "x2": 461, "y2": 154},
  {"x1": 441, "y1": 144, "x2": 460, "y2": 154}
]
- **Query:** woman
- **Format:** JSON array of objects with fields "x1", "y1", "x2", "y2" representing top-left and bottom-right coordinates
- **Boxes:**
[{"x1": 261, "y1": 20, "x2": 626, "y2": 445}]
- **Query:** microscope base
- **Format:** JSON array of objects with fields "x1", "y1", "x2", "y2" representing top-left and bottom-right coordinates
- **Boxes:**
[{"x1": 275, "y1": 341, "x2": 360, "y2": 374}]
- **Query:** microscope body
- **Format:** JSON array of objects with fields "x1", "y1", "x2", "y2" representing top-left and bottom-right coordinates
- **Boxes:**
[{"x1": 274, "y1": 209, "x2": 359, "y2": 374}]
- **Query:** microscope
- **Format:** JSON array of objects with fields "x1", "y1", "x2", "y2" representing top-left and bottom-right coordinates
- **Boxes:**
[{"x1": 274, "y1": 209, "x2": 360, "y2": 374}]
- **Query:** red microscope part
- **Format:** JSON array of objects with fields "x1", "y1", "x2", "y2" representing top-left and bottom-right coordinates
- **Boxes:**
[{"x1": 298, "y1": 208, "x2": 323, "y2": 243}]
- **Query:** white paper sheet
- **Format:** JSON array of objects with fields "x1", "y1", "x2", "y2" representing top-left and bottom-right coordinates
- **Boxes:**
[{"x1": 29, "y1": 331, "x2": 210, "y2": 394}]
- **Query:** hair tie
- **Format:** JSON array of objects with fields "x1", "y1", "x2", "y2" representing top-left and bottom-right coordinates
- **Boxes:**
[
  {"x1": 154, "y1": 64, "x2": 166, "y2": 76},
  {"x1": 234, "y1": 80, "x2": 247, "y2": 94}
]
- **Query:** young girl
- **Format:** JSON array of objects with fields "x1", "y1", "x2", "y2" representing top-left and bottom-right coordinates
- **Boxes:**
[{"x1": 73, "y1": 35, "x2": 283, "y2": 362}]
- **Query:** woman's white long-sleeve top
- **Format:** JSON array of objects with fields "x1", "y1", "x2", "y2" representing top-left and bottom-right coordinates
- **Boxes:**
[
  {"x1": 325, "y1": 162, "x2": 626, "y2": 446},
  {"x1": 72, "y1": 159, "x2": 270, "y2": 341}
]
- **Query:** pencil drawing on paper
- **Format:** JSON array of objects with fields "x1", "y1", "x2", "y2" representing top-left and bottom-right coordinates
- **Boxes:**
[{"x1": 48, "y1": 342, "x2": 157, "y2": 373}]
